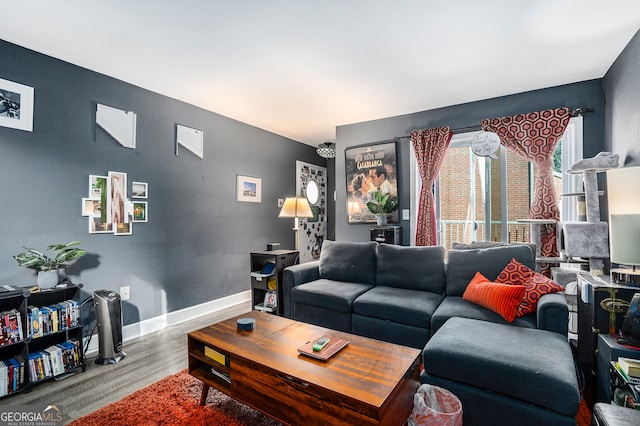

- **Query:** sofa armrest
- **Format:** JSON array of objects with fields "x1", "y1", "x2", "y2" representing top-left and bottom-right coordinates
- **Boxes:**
[
  {"x1": 282, "y1": 260, "x2": 320, "y2": 318},
  {"x1": 536, "y1": 292, "x2": 569, "y2": 336}
]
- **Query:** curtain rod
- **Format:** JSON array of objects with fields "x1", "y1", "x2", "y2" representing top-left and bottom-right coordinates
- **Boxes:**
[{"x1": 393, "y1": 107, "x2": 593, "y2": 141}]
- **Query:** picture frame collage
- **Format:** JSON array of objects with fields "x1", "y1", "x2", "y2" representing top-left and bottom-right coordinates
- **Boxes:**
[{"x1": 82, "y1": 171, "x2": 148, "y2": 235}]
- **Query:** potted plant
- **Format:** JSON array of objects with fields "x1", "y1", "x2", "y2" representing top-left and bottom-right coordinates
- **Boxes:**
[
  {"x1": 366, "y1": 190, "x2": 398, "y2": 226},
  {"x1": 13, "y1": 241, "x2": 87, "y2": 287}
]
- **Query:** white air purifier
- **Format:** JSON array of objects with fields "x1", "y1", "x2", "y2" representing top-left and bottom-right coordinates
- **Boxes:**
[{"x1": 94, "y1": 290, "x2": 126, "y2": 364}]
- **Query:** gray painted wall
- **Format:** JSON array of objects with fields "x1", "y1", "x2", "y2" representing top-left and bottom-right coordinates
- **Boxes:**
[
  {"x1": 0, "y1": 40, "x2": 323, "y2": 325},
  {"x1": 604, "y1": 29, "x2": 640, "y2": 166},
  {"x1": 334, "y1": 80, "x2": 606, "y2": 243}
]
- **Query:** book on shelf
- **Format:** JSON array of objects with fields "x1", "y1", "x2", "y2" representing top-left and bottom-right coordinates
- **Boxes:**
[
  {"x1": 618, "y1": 357, "x2": 640, "y2": 378},
  {"x1": 297, "y1": 335, "x2": 349, "y2": 361},
  {"x1": 615, "y1": 361, "x2": 640, "y2": 385}
]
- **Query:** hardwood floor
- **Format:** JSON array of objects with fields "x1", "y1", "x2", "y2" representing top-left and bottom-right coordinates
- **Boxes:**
[{"x1": 5, "y1": 304, "x2": 248, "y2": 424}]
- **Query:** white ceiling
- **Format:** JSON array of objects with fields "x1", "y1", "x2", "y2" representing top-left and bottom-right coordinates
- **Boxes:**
[{"x1": 3, "y1": 1, "x2": 640, "y2": 147}]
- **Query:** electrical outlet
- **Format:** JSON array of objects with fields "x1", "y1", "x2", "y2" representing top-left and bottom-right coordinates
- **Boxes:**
[
  {"x1": 120, "y1": 286, "x2": 130, "y2": 301},
  {"x1": 402, "y1": 209, "x2": 410, "y2": 221}
]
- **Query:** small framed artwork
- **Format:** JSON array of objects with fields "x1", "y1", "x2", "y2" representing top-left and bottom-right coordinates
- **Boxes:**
[
  {"x1": 176, "y1": 124, "x2": 204, "y2": 159},
  {"x1": 82, "y1": 198, "x2": 102, "y2": 216},
  {"x1": 114, "y1": 222, "x2": 132, "y2": 236},
  {"x1": 89, "y1": 217, "x2": 113, "y2": 234},
  {"x1": 264, "y1": 291, "x2": 277, "y2": 308},
  {"x1": 107, "y1": 171, "x2": 127, "y2": 225},
  {"x1": 131, "y1": 181, "x2": 148, "y2": 198},
  {"x1": 89, "y1": 175, "x2": 107, "y2": 198},
  {"x1": 0, "y1": 78, "x2": 34, "y2": 132},
  {"x1": 236, "y1": 175, "x2": 262, "y2": 203},
  {"x1": 132, "y1": 201, "x2": 148, "y2": 222}
]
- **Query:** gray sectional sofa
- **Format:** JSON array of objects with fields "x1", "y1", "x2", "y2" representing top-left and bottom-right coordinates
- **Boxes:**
[
  {"x1": 282, "y1": 240, "x2": 580, "y2": 425},
  {"x1": 282, "y1": 240, "x2": 569, "y2": 349}
]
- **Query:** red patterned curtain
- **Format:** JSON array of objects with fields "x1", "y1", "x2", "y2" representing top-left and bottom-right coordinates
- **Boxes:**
[
  {"x1": 481, "y1": 107, "x2": 570, "y2": 266},
  {"x1": 411, "y1": 127, "x2": 453, "y2": 246}
]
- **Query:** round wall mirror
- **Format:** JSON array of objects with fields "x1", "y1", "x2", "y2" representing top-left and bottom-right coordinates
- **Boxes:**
[{"x1": 306, "y1": 179, "x2": 320, "y2": 205}]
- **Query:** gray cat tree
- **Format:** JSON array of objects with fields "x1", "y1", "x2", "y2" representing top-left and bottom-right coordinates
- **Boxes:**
[{"x1": 554, "y1": 153, "x2": 619, "y2": 280}]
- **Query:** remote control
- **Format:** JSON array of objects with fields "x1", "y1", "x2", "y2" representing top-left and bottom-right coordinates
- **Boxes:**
[{"x1": 313, "y1": 337, "x2": 330, "y2": 351}]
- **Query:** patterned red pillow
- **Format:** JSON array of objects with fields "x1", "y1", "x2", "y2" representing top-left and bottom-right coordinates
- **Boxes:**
[
  {"x1": 463, "y1": 271, "x2": 526, "y2": 322},
  {"x1": 495, "y1": 258, "x2": 565, "y2": 317}
]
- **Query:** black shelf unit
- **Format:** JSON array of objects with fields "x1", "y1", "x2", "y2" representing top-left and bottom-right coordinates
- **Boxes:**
[
  {"x1": 250, "y1": 250, "x2": 298, "y2": 316},
  {"x1": 0, "y1": 284, "x2": 85, "y2": 398}
]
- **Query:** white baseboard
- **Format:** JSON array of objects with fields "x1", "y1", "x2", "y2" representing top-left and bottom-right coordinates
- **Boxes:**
[{"x1": 84, "y1": 290, "x2": 251, "y2": 356}]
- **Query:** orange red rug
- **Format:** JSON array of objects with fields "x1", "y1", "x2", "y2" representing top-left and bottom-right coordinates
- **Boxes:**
[{"x1": 70, "y1": 369, "x2": 591, "y2": 425}]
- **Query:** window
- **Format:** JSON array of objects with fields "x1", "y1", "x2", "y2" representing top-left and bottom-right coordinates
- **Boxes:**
[{"x1": 409, "y1": 117, "x2": 583, "y2": 247}]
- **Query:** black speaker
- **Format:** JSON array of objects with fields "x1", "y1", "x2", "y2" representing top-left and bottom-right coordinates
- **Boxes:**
[{"x1": 94, "y1": 290, "x2": 126, "y2": 364}]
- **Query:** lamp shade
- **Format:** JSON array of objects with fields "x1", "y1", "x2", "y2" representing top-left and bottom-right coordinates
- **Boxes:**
[
  {"x1": 609, "y1": 214, "x2": 640, "y2": 266},
  {"x1": 279, "y1": 197, "x2": 313, "y2": 218}
]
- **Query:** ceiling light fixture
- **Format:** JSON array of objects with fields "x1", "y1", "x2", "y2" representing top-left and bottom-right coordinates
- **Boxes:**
[{"x1": 316, "y1": 142, "x2": 336, "y2": 159}]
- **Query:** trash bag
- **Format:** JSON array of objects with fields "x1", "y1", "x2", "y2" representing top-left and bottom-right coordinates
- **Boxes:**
[{"x1": 409, "y1": 384, "x2": 463, "y2": 426}]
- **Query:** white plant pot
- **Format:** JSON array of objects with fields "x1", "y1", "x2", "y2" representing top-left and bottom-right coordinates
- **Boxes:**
[
  {"x1": 37, "y1": 270, "x2": 59, "y2": 287},
  {"x1": 376, "y1": 215, "x2": 388, "y2": 226}
]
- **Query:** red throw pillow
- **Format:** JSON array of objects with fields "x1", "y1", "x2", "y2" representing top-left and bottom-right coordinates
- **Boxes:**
[
  {"x1": 495, "y1": 258, "x2": 565, "y2": 317},
  {"x1": 463, "y1": 272, "x2": 526, "y2": 322}
]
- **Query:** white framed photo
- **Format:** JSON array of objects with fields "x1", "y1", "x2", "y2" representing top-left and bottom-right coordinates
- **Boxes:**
[
  {"x1": 114, "y1": 222, "x2": 132, "y2": 236},
  {"x1": 236, "y1": 175, "x2": 261, "y2": 203},
  {"x1": 89, "y1": 217, "x2": 113, "y2": 234},
  {"x1": 0, "y1": 78, "x2": 34, "y2": 132},
  {"x1": 82, "y1": 198, "x2": 101, "y2": 216},
  {"x1": 107, "y1": 171, "x2": 127, "y2": 225},
  {"x1": 132, "y1": 181, "x2": 148, "y2": 198},
  {"x1": 132, "y1": 201, "x2": 148, "y2": 222}
]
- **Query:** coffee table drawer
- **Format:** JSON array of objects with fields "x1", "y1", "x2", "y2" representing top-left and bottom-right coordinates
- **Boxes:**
[{"x1": 232, "y1": 355, "x2": 418, "y2": 425}]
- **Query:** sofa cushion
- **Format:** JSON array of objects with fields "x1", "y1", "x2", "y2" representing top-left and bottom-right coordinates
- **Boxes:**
[
  {"x1": 423, "y1": 317, "x2": 581, "y2": 416},
  {"x1": 291, "y1": 279, "x2": 374, "y2": 313},
  {"x1": 318, "y1": 240, "x2": 378, "y2": 285},
  {"x1": 353, "y1": 286, "x2": 444, "y2": 328},
  {"x1": 462, "y1": 272, "x2": 525, "y2": 322},
  {"x1": 495, "y1": 258, "x2": 565, "y2": 317},
  {"x1": 430, "y1": 296, "x2": 536, "y2": 335},
  {"x1": 446, "y1": 245, "x2": 535, "y2": 297},
  {"x1": 376, "y1": 244, "x2": 445, "y2": 292}
]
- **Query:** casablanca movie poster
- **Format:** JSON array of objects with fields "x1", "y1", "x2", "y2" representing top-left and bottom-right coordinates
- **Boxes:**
[{"x1": 345, "y1": 141, "x2": 398, "y2": 224}]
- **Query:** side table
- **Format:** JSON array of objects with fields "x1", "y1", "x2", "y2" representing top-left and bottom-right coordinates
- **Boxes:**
[{"x1": 597, "y1": 333, "x2": 640, "y2": 403}]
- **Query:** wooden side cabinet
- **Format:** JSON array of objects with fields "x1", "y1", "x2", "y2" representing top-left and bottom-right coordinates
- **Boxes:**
[{"x1": 250, "y1": 250, "x2": 298, "y2": 316}]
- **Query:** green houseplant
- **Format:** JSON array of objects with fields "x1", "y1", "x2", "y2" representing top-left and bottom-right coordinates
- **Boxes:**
[
  {"x1": 14, "y1": 241, "x2": 87, "y2": 286},
  {"x1": 366, "y1": 190, "x2": 398, "y2": 226}
]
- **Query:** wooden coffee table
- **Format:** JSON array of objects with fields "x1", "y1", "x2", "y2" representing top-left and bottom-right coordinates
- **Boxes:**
[{"x1": 188, "y1": 311, "x2": 421, "y2": 425}]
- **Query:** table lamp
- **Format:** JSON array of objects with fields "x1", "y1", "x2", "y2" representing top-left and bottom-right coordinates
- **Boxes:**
[
  {"x1": 607, "y1": 166, "x2": 640, "y2": 284},
  {"x1": 609, "y1": 214, "x2": 640, "y2": 284},
  {"x1": 279, "y1": 197, "x2": 313, "y2": 250}
]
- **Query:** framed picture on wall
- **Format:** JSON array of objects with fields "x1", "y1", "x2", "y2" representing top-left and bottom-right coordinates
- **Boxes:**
[
  {"x1": 132, "y1": 201, "x2": 148, "y2": 222},
  {"x1": 236, "y1": 175, "x2": 262, "y2": 203},
  {"x1": 107, "y1": 171, "x2": 127, "y2": 225},
  {"x1": 131, "y1": 181, "x2": 148, "y2": 198},
  {"x1": 82, "y1": 198, "x2": 101, "y2": 216},
  {"x1": 0, "y1": 78, "x2": 34, "y2": 132},
  {"x1": 345, "y1": 141, "x2": 399, "y2": 224},
  {"x1": 89, "y1": 217, "x2": 113, "y2": 234}
]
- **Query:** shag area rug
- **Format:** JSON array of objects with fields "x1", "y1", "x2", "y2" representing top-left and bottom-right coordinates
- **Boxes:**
[
  {"x1": 68, "y1": 369, "x2": 281, "y2": 426},
  {"x1": 70, "y1": 368, "x2": 591, "y2": 425}
]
